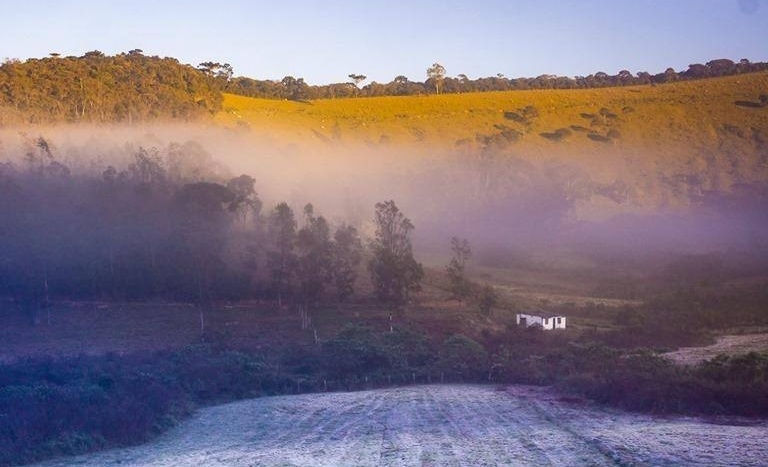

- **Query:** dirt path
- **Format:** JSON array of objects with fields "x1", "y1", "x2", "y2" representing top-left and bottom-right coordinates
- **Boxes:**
[
  {"x1": 664, "y1": 333, "x2": 768, "y2": 365},
  {"x1": 34, "y1": 385, "x2": 768, "y2": 466}
]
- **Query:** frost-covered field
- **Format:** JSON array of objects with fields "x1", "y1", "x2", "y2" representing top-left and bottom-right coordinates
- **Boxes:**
[{"x1": 35, "y1": 385, "x2": 768, "y2": 466}]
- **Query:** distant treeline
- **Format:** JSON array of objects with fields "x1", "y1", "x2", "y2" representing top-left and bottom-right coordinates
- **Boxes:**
[
  {"x1": 2, "y1": 52, "x2": 765, "y2": 126},
  {"x1": 0, "y1": 50, "x2": 222, "y2": 124},
  {"x1": 224, "y1": 58, "x2": 768, "y2": 100}
]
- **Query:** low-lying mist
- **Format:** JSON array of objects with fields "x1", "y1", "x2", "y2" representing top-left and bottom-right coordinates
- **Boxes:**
[{"x1": 1, "y1": 123, "x2": 766, "y2": 272}]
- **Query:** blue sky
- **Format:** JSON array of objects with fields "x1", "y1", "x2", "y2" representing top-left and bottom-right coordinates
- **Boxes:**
[{"x1": 2, "y1": 0, "x2": 766, "y2": 84}]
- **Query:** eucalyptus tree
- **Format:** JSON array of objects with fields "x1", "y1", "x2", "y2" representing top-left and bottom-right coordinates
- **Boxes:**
[
  {"x1": 427, "y1": 62, "x2": 446, "y2": 94},
  {"x1": 368, "y1": 200, "x2": 423, "y2": 307},
  {"x1": 267, "y1": 202, "x2": 298, "y2": 306}
]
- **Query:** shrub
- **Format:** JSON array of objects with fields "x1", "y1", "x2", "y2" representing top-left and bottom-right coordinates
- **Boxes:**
[
  {"x1": 588, "y1": 132, "x2": 612, "y2": 143},
  {"x1": 734, "y1": 100, "x2": 764, "y2": 108},
  {"x1": 383, "y1": 327, "x2": 434, "y2": 372},
  {"x1": 321, "y1": 324, "x2": 388, "y2": 378},
  {"x1": 599, "y1": 107, "x2": 618, "y2": 119},
  {"x1": 503, "y1": 111, "x2": 525, "y2": 123},
  {"x1": 476, "y1": 285, "x2": 498, "y2": 315},
  {"x1": 521, "y1": 105, "x2": 539, "y2": 119},
  {"x1": 437, "y1": 334, "x2": 488, "y2": 381},
  {"x1": 540, "y1": 128, "x2": 572, "y2": 142}
]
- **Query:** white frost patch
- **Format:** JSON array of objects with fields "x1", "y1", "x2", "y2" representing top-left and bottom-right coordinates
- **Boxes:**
[
  {"x1": 664, "y1": 333, "x2": 768, "y2": 365},
  {"x1": 33, "y1": 385, "x2": 768, "y2": 466}
]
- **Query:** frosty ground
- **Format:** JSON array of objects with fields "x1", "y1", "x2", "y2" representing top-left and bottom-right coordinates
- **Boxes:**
[
  {"x1": 664, "y1": 333, "x2": 768, "y2": 365},
  {"x1": 34, "y1": 384, "x2": 768, "y2": 466}
]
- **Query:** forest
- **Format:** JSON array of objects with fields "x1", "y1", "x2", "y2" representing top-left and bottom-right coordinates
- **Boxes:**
[
  {"x1": 0, "y1": 51, "x2": 221, "y2": 125},
  {"x1": 0, "y1": 136, "x2": 434, "y2": 328}
]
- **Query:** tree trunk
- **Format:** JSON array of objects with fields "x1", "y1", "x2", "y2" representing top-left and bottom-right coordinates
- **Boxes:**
[
  {"x1": 199, "y1": 307, "x2": 205, "y2": 340},
  {"x1": 43, "y1": 264, "x2": 50, "y2": 325}
]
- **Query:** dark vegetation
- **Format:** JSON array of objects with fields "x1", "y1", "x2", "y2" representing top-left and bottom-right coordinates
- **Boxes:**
[
  {"x1": 2, "y1": 320, "x2": 768, "y2": 465},
  {"x1": 735, "y1": 94, "x2": 768, "y2": 109},
  {"x1": 0, "y1": 137, "x2": 404, "y2": 329},
  {"x1": 540, "y1": 128, "x2": 572, "y2": 142},
  {"x1": 0, "y1": 50, "x2": 221, "y2": 124}
]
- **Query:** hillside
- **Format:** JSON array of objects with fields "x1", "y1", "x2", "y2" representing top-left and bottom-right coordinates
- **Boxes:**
[{"x1": 218, "y1": 72, "x2": 768, "y2": 213}]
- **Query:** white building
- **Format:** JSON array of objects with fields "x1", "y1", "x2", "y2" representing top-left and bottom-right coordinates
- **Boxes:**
[{"x1": 516, "y1": 312, "x2": 566, "y2": 330}]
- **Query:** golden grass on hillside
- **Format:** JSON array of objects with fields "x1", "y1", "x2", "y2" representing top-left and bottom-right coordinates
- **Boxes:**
[
  {"x1": 218, "y1": 72, "x2": 768, "y2": 156},
  {"x1": 218, "y1": 73, "x2": 768, "y2": 211}
]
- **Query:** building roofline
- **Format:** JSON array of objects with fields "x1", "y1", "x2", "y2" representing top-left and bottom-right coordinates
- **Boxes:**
[{"x1": 517, "y1": 312, "x2": 566, "y2": 319}]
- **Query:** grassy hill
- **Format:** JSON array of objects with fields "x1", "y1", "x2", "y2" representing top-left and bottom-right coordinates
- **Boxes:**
[{"x1": 218, "y1": 72, "x2": 768, "y2": 212}]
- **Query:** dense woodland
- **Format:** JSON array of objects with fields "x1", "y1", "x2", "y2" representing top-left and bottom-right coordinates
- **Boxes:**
[
  {"x1": 0, "y1": 137, "x2": 430, "y2": 329},
  {"x1": 0, "y1": 51, "x2": 221, "y2": 124}
]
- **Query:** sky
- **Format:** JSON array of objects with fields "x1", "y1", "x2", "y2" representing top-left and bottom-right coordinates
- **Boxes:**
[{"x1": 1, "y1": 0, "x2": 767, "y2": 84}]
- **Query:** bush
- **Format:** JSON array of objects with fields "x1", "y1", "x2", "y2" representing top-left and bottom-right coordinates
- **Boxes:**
[
  {"x1": 383, "y1": 327, "x2": 434, "y2": 372},
  {"x1": 0, "y1": 346, "x2": 281, "y2": 465},
  {"x1": 588, "y1": 132, "x2": 612, "y2": 143},
  {"x1": 503, "y1": 111, "x2": 525, "y2": 123},
  {"x1": 321, "y1": 324, "x2": 388, "y2": 378},
  {"x1": 437, "y1": 334, "x2": 488, "y2": 381},
  {"x1": 540, "y1": 128, "x2": 572, "y2": 142}
]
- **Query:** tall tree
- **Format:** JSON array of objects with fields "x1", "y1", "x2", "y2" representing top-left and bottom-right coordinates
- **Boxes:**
[
  {"x1": 296, "y1": 204, "x2": 333, "y2": 308},
  {"x1": 427, "y1": 62, "x2": 446, "y2": 94},
  {"x1": 226, "y1": 174, "x2": 262, "y2": 226},
  {"x1": 446, "y1": 237, "x2": 472, "y2": 300},
  {"x1": 267, "y1": 202, "x2": 297, "y2": 306},
  {"x1": 348, "y1": 73, "x2": 367, "y2": 88},
  {"x1": 175, "y1": 182, "x2": 235, "y2": 338},
  {"x1": 368, "y1": 200, "x2": 423, "y2": 307},
  {"x1": 331, "y1": 224, "x2": 363, "y2": 302}
]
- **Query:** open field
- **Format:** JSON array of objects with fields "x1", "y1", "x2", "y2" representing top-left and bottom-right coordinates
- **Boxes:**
[{"x1": 33, "y1": 384, "x2": 768, "y2": 467}]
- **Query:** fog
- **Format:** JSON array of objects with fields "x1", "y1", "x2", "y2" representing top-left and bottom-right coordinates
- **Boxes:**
[{"x1": 1, "y1": 123, "x2": 766, "y2": 271}]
